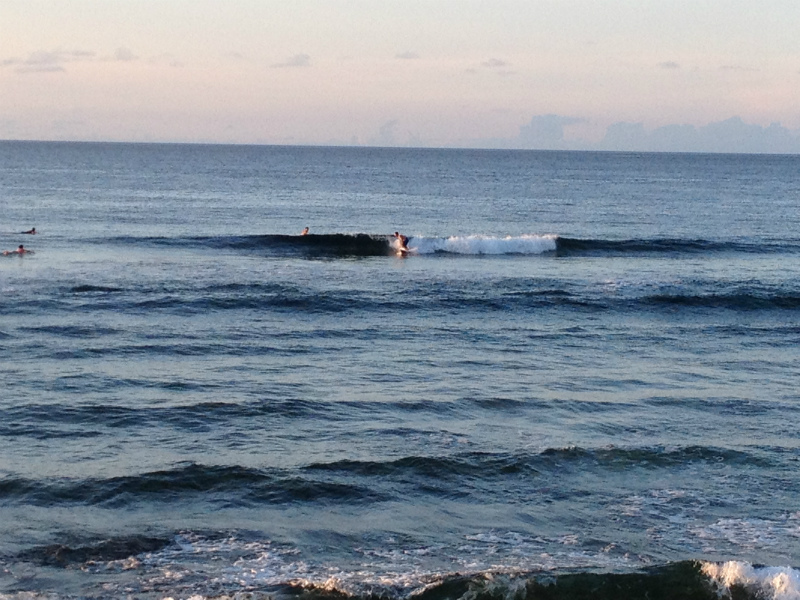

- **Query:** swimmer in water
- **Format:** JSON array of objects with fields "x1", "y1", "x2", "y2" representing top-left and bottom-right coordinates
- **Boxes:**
[
  {"x1": 3, "y1": 245, "x2": 33, "y2": 256},
  {"x1": 301, "y1": 227, "x2": 309, "y2": 236},
  {"x1": 22, "y1": 227, "x2": 36, "y2": 234}
]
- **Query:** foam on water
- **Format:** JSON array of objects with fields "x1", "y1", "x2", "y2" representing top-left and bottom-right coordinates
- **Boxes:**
[
  {"x1": 691, "y1": 515, "x2": 800, "y2": 553},
  {"x1": 410, "y1": 234, "x2": 558, "y2": 255},
  {"x1": 120, "y1": 530, "x2": 643, "y2": 598},
  {"x1": 702, "y1": 561, "x2": 800, "y2": 600}
]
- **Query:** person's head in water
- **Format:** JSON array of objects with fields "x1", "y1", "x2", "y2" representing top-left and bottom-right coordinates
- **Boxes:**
[
  {"x1": 3, "y1": 244, "x2": 30, "y2": 255},
  {"x1": 301, "y1": 227, "x2": 309, "y2": 235}
]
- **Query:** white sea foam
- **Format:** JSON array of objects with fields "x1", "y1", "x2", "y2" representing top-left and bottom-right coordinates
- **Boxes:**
[
  {"x1": 702, "y1": 561, "x2": 800, "y2": 600},
  {"x1": 409, "y1": 234, "x2": 557, "y2": 255},
  {"x1": 690, "y1": 516, "x2": 800, "y2": 553},
  {"x1": 131, "y1": 531, "x2": 640, "y2": 599}
]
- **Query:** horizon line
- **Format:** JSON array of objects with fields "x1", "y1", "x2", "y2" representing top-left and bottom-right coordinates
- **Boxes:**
[{"x1": 2, "y1": 138, "x2": 799, "y2": 158}]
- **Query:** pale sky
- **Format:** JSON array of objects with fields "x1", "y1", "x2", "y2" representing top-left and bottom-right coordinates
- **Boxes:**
[{"x1": 2, "y1": 0, "x2": 799, "y2": 151}]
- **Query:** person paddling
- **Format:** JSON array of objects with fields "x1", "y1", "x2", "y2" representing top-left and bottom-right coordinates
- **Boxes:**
[{"x1": 3, "y1": 244, "x2": 34, "y2": 255}]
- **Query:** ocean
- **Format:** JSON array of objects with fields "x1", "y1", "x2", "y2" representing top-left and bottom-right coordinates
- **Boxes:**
[{"x1": 1, "y1": 141, "x2": 799, "y2": 600}]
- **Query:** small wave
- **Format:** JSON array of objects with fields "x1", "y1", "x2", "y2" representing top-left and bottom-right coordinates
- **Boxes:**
[
  {"x1": 17, "y1": 535, "x2": 171, "y2": 567},
  {"x1": 303, "y1": 445, "x2": 760, "y2": 487},
  {"x1": 644, "y1": 291, "x2": 800, "y2": 310},
  {"x1": 0, "y1": 398, "x2": 363, "y2": 440},
  {"x1": 306, "y1": 452, "x2": 539, "y2": 480},
  {"x1": 70, "y1": 284, "x2": 123, "y2": 293},
  {"x1": 555, "y1": 237, "x2": 797, "y2": 256},
  {"x1": 0, "y1": 463, "x2": 383, "y2": 508},
  {"x1": 538, "y1": 445, "x2": 762, "y2": 468},
  {"x1": 17, "y1": 324, "x2": 120, "y2": 337}
]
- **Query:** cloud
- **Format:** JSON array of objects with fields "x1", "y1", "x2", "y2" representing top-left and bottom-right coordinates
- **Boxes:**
[
  {"x1": 517, "y1": 115, "x2": 584, "y2": 150},
  {"x1": 475, "y1": 58, "x2": 515, "y2": 76},
  {"x1": 719, "y1": 64, "x2": 759, "y2": 72},
  {"x1": 369, "y1": 120, "x2": 399, "y2": 146},
  {"x1": 396, "y1": 51, "x2": 419, "y2": 60},
  {"x1": 482, "y1": 58, "x2": 509, "y2": 69},
  {"x1": 465, "y1": 114, "x2": 800, "y2": 154},
  {"x1": 114, "y1": 47, "x2": 138, "y2": 62},
  {"x1": 1, "y1": 49, "x2": 95, "y2": 73},
  {"x1": 271, "y1": 54, "x2": 311, "y2": 68},
  {"x1": 658, "y1": 61, "x2": 680, "y2": 69},
  {"x1": 598, "y1": 117, "x2": 800, "y2": 153}
]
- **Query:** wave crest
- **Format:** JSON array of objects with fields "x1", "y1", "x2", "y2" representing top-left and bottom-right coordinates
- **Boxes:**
[
  {"x1": 702, "y1": 561, "x2": 800, "y2": 600},
  {"x1": 411, "y1": 234, "x2": 557, "y2": 255}
]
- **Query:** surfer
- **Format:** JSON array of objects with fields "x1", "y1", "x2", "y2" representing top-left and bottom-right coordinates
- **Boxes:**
[
  {"x1": 301, "y1": 227, "x2": 309, "y2": 236},
  {"x1": 393, "y1": 231, "x2": 409, "y2": 252},
  {"x1": 3, "y1": 244, "x2": 33, "y2": 255},
  {"x1": 22, "y1": 227, "x2": 36, "y2": 234}
]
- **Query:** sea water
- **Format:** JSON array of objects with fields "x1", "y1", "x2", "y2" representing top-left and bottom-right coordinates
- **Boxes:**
[{"x1": 1, "y1": 141, "x2": 799, "y2": 599}]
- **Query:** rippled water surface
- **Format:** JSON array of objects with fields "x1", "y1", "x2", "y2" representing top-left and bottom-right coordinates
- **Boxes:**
[{"x1": 1, "y1": 142, "x2": 799, "y2": 599}]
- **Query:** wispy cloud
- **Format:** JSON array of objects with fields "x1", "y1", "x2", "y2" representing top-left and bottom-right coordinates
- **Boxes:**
[
  {"x1": 658, "y1": 61, "x2": 680, "y2": 69},
  {"x1": 272, "y1": 54, "x2": 311, "y2": 68},
  {"x1": 719, "y1": 64, "x2": 759, "y2": 72},
  {"x1": 482, "y1": 58, "x2": 509, "y2": 69},
  {"x1": 1, "y1": 49, "x2": 95, "y2": 73},
  {"x1": 113, "y1": 47, "x2": 138, "y2": 62},
  {"x1": 395, "y1": 51, "x2": 419, "y2": 60},
  {"x1": 476, "y1": 58, "x2": 515, "y2": 76}
]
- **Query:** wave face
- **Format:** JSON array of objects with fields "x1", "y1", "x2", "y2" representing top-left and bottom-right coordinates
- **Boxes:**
[
  {"x1": 6, "y1": 278, "x2": 800, "y2": 320},
  {"x1": 0, "y1": 446, "x2": 768, "y2": 508},
  {"x1": 101, "y1": 232, "x2": 800, "y2": 259},
  {"x1": 109, "y1": 232, "x2": 398, "y2": 257},
  {"x1": 104, "y1": 232, "x2": 560, "y2": 257},
  {"x1": 554, "y1": 236, "x2": 800, "y2": 256}
]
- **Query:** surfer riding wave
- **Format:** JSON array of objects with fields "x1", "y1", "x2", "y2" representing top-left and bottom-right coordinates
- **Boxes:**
[{"x1": 393, "y1": 231, "x2": 410, "y2": 256}]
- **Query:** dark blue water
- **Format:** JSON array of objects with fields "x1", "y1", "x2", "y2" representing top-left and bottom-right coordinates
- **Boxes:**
[{"x1": 1, "y1": 141, "x2": 799, "y2": 599}]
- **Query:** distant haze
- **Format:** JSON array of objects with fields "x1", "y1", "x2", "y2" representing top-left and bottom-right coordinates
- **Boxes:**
[{"x1": 2, "y1": 0, "x2": 799, "y2": 153}]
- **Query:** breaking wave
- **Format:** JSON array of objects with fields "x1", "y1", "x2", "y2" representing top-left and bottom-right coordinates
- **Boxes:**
[
  {"x1": 6, "y1": 533, "x2": 795, "y2": 600},
  {"x1": 99, "y1": 233, "x2": 800, "y2": 259}
]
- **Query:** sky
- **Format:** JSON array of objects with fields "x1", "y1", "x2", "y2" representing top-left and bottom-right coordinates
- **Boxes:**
[{"x1": 2, "y1": 0, "x2": 799, "y2": 152}]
